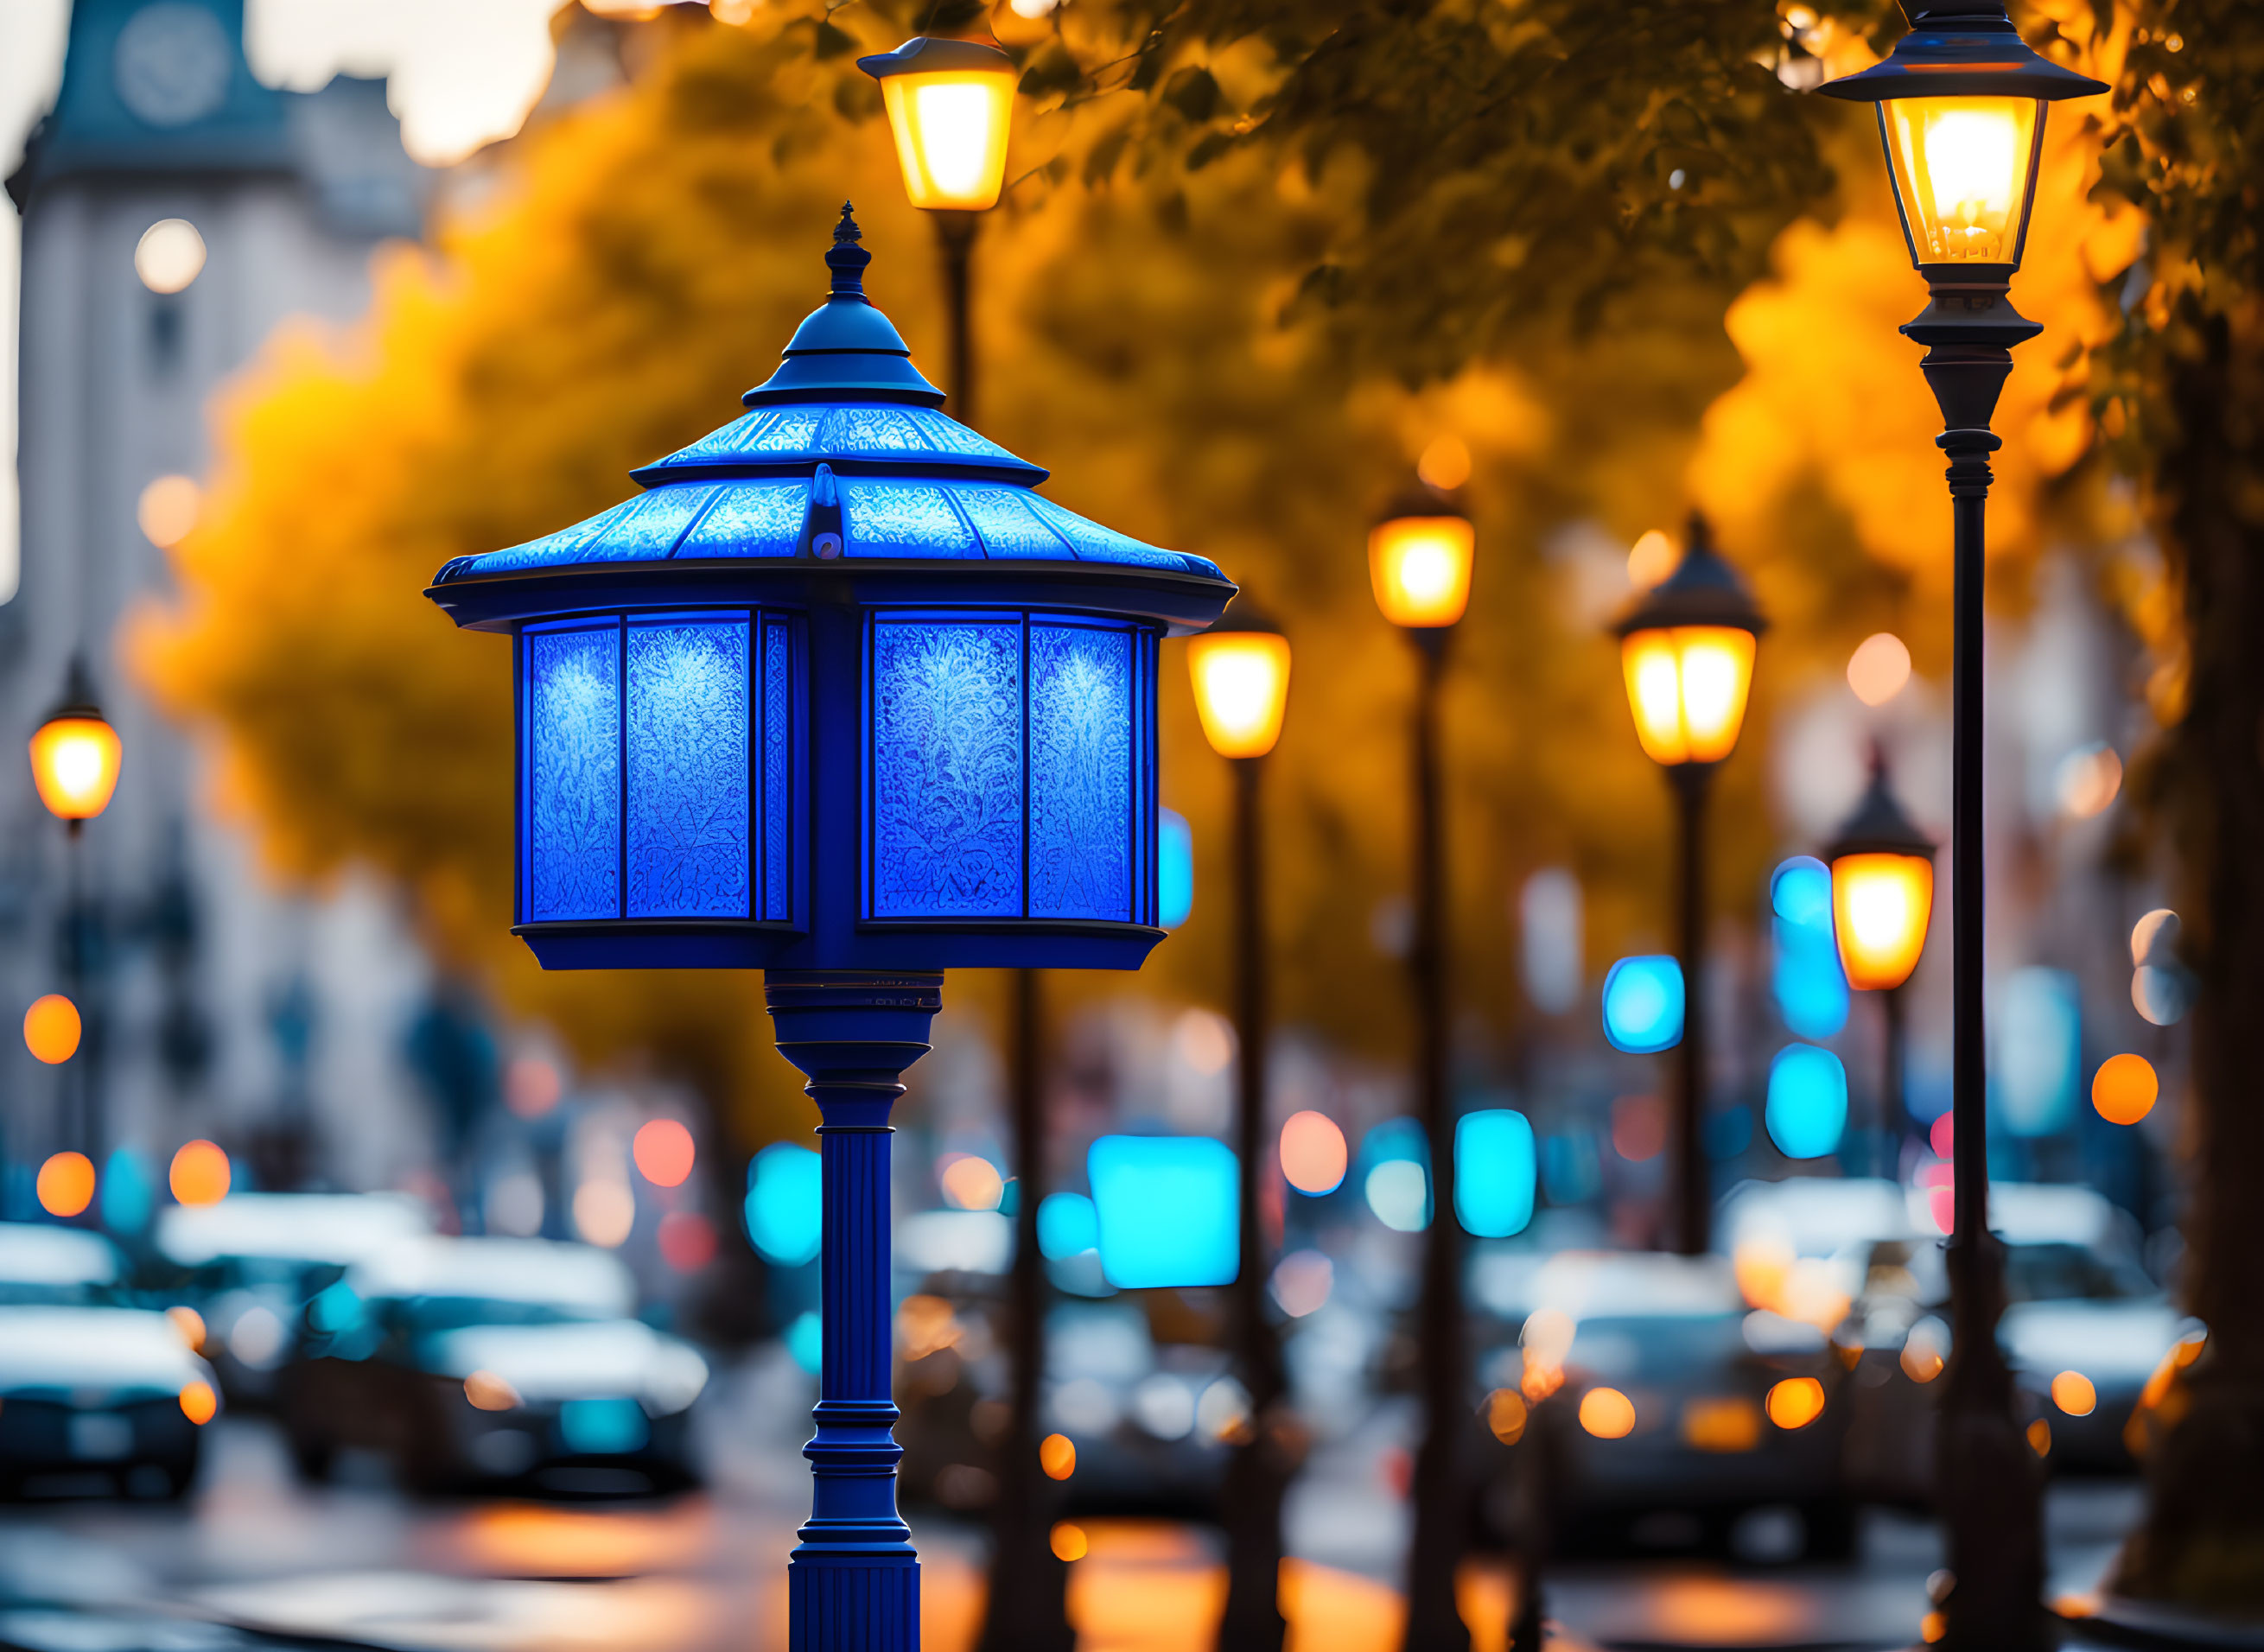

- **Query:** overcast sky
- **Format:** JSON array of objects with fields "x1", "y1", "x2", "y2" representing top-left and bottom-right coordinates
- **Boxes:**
[{"x1": 0, "y1": 0, "x2": 570, "y2": 600}]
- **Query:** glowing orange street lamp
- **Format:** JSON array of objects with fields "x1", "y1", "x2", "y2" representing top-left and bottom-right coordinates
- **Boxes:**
[
  {"x1": 1825, "y1": 748, "x2": 1936, "y2": 1169},
  {"x1": 29, "y1": 657, "x2": 122, "y2": 832},
  {"x1": 1187, "y1": 601, "x2": 1294, "y2": 1646},
  {"x1": 859, "y1": 35, "x2": 1017, "y2": 426},
  {"x1": 1369, "y1": 492, "x2": 1475, "y2": 632},
  {"x1": 1612, "y1": 512, "x2": 1764, "y2": 1259}
]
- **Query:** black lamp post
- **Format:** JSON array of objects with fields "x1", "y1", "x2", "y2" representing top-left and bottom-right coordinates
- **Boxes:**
[
  {"x1": 1823, "y1": 749, "x2": 1936, "y2": 1176},
  {"x1": 1816, "y1": 10, "x2": 2104, "y2": 1647},
  {"x1": 1187, "y1": 601, "x2": 1295, "y2": 1649},
  {"x1": 1368, "y1": 481, "x2": 1477, "y2": 1652},
  {"x1": 1611, "y1": 515, "x2": 1765, "y2": 1256},
  {"x1": 29, "y1": 654, "x2": 124, "y2": 1159}
]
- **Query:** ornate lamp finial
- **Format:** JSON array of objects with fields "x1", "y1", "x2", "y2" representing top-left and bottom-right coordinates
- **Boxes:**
[{"x1": 826, "y1": 201, "x2": 871, "y2": 295}]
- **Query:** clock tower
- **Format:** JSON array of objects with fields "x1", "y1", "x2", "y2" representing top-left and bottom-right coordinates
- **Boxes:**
[{"x1": 3, "y1": 0, "x2": 436, "y2": 1193}]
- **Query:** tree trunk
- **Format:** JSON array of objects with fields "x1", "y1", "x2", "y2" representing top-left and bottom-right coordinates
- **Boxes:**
[{"x1": 2111, "y1": 300, "x2": 2264, "y2": 1612}]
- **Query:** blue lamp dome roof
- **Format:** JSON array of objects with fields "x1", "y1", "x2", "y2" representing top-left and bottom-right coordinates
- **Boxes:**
[{"x1": 435, "y1": 204, "x2": 1219, "y2": 586}]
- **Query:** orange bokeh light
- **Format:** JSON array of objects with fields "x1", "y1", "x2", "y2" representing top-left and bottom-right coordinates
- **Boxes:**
[
  {"x1": 167, "y1": 1306, "x2": 207, "y2": 1351},
  {"x1": 179, "y1": 1381, "x2": 217, "y2": 1425},
  {"x1": 939, "y1": 1154, "x2": 1004, "y2": 1211},
  {"x1": 169, "y1": 1140, "x2": 231, "y2": 1206},
  {"x1": 1050, "y1": 1522, "x2": 1089, "y2": 1562},
  {"x1": 1487, "y1": 1388, "x2": 1528, "y2": 1445},
  {"x1": 1278, "y1": 1110, "x2": 1348, "y2": 1196},
  {"x1": 2051, "y1": 1370, "x2": 2097, "y2": 1417},
  {"x1": 1847, "y1": 632, "x2": 1913, "y2": 706},
  {"x1": 37, "y1": 1151, "x2": 95, "y2": 1217},
  {"x1": 1830, "y1": 852, "x2": 1935, "y2": 991},
  {"x1": 1765, "y1": 1376, "x2": 1827, "y2": 1430},
  {"x1": 633, "y1": 1118, "x2": 696, "y2": 1187},
  {"x1": 2026, "y1": 1418, "x2": 2051, "y2": 1457},
  {"x1": 1578, "y1": 1387, "x2": 1637, "y2": 1439},
  {"x1": 1369, "y1": 514, "x2": 1475, "y2": 628},
  {"x1": 465, "y1": 1369, "x2": 523, "y2": 1411},
  {"x1": 2091, "y1": 1054, "x2": 2159, "y2": 1126},
  {"x1": 24, "y1": 994, "x2": 82, "y2": 1064},
  {"x1": 1040, "y1": 1433, "x2": 1076, "y2": 1480}
]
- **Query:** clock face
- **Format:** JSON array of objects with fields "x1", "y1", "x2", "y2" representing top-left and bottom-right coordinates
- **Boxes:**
[{"x1": 113, "y1": 3, "x2": 232, "y2": 129}]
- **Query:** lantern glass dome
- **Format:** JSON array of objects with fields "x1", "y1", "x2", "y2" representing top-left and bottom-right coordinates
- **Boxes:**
[
  {"x1": 29, "y1": 660, "x2": 122, "y2": 823},
  {"x1": 859, "y1": 38, "x2": 1017, "y2": 213},
  {"x1": 1187, "y1": 616, "x2": 1289, "y2": 760},
  {"x1": 1612, "y1": 515, "x2": 1764, "y2": 769},
  {"x1": 1369, "y1": 504, "x2": 1473, "y2": 630},
  {"x1": 1823, "y1": 752, "x2": 1936, "y2": 992},
  {"x1": 1816, "y1": 2, "x2": 2105, "y2": 278}
]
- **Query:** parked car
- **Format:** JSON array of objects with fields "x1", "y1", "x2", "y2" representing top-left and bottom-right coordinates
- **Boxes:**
[
  {"x1": 0, "y1": 1225, "x2": 219, "y2": 1500},
  {"x1": 153, "y1": 1192, "x2": 433, "y2": 1405},
  {"x1": 1482, "y1": 1250, "x2": 1856, "y2": 1560},
  {"x1": 278, "y1": 1236, "x2": 706, "y2": 1496},
  {"x1": 895, "y1": 1274, "x2": 1243, "y2": 1519}
]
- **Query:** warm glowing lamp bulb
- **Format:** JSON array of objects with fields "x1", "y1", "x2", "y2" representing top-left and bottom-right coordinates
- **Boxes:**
[
  {"x1": 1619, "y1": 626, "x2": 1758, "y2": 766},
  {"x1": 859, "y1": 39, "x2": 1018, "y2": 213},
  {"x1": 1187, "y1": 627, "x2": 1292, "y2": 759},
  {"x1": 1882, "y1": 96, "x2": 2041, "y2": 266},
  {"x1": 1831, "y1": 853, "x2": 1936, "y2": 991},
  {"x1": 30, "y1": 714, "x2": 123, "y2": 823},
  {"x1": 1369, "y1": 513, "x2": 1475, "y2": 629}
]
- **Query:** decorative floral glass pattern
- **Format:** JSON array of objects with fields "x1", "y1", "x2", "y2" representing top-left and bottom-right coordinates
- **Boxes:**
[
  {"x1": 762, "y1": 619, "x2": 792, "y2": 922},
  {"x1": 870, "y1": 621, "x2": 1023, "y2": 917},
  {"x1": 954, "y1": 487, "x2": 1070, "y2": 558},
  {"x1": 675, "y1": 481, "x2": 808, "y2": 559},
  {"x1": 843, "y1": 481, "x2": 976, "y2": 558},
  {"x1": 1028, "y1": 624, "x2": 1134, "y2": 921},
  {"x1": 817, "y1": 407, "x2": 933, "y2": 453},
  {"x1": 626, "y1": 620, "x2": 750, "y2": 918},
  {"x1": 527, "y1": 626, "x2": 621, "y2": 922}
]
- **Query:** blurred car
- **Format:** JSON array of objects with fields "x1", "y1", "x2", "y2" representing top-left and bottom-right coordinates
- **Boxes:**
[
  {"x1": 1991, "y1": 1183, "x2": 2186, "y2": 1471},
  {"x1": 895, "y1": 1274, "x2": 1243, "y2": 1519},
  {"x1": 154, "y1": 1192, "x2": 433, "y2": 1405},
  {"x1": 278, "y1": 1236, "x2": 707, "y2": 1496},
  {"x1": 0, "y1": 1223, "x2": 219, "y2": 1500},
  {"x1": 1485, "y1": 1250, "x2": 1856, "y2": 1560}
]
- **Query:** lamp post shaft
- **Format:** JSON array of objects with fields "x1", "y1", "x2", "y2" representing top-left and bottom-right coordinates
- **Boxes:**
[
  {"x1": 1880, "y1": 984, "x2": 1908, "y2": 1179},
  {"x1": 1402, "y1": 632, "x2": 1469, "y2": 1652},
  {"x1": 1925, "y1": 347, "x2": 2050, "y2": 1652},
  {"x1": 1669, "y1": 763, "x2": 1713, "y2": 1257},
  {"x1": 767, "y1": 970, "x2": 944, "y2": 1652},
  {"x1": 1221, "y1": 754, "x2": 1288, "y2": 1650},
  {"x1": 976, "y1": 964, "x2": 1073, "y2": 1652},
  {"x1": 934, "y1": 211, "x2": 978, "y2": 428}
]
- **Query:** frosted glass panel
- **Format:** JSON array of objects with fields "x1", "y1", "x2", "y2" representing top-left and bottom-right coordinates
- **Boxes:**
[
  {"x1": 527, "y1": 626, "x2": 621, "y2": 921},
  {"x1": 1029, "y1": 624, "x2": 1134, "y2": 921},
  {"x1": 762, "y1": 618, "x2": 792, "y2": 922},
  {"x1": 870, "y1": 620, "x2": 1022, "y2": 917},
  {"x1": 626, "y1": 620, "x2": 749, "y2": 918}
]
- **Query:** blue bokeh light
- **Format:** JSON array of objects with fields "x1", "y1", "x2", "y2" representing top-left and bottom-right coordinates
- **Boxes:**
[
  {"x1": 99, "y1": 1148, "x2": 155, "y2": 1236},
  {"x1": 1037, "y1": 1191, "x2": 1099, "y2": 1260},
  {"x1": 1765, "y1": 1044, "x2": 1849, "y2": 1159},
  {"x1": 745, "y1": 1142, "x2": 824, "y2": 1266},
  {"x1": 1771, "y1": 856, "x2": 1849, "y2": 1039},
  {"x1": 1159, "y1": 808, "x2": 1194, "y2": 930},
  {"x1": 1088, "y1": 1135, "x2": 1238, "y2": 1288},
  {"x1": 1540, "y1": 1132, "x2": 1601, "y2": 1204},
  {"x1": 1603, "y1": 955, "x2": 1684, "y2": 1053},
  {"x1": 1999, "y1": 966, "x2": 2080, "y2": 1136},
  {"x1": 1454, "y1": 1109, "x2": 1536, "y2": 1239},
  {"x1": 785, "y1": 1309, "x2": 824, "y2": 1374}
]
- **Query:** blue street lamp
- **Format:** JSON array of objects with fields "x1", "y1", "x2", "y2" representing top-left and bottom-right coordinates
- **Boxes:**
[{"x1": 426, "y1": 205, "x2": 1232, "y2": 1652}]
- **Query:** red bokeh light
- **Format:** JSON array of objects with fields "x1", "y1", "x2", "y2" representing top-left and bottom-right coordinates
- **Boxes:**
[
  {"x1": 633, "y1": 1119, "x2": 696, "y2": 1187},
  {"x1": 658, "y1": 1210, "x2": 717, "y2": 1272}
]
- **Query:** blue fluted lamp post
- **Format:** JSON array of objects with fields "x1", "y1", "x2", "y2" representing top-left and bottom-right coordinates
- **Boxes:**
[
  {"x1": 426, "y1": 207, "x2": 1232, "y2": 1652},
  {"x1": 1815, "y1": 10, "x2": 2102, "y2": 1649}
]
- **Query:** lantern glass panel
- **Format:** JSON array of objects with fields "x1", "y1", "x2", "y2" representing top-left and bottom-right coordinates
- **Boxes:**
[
  {"x1": 29, "y1": 715, "x2": 123, "y2": 822},
  {"x1": 880, "y1": 69, "x2": 1015, "y2": 212},
  {"x1": 870, "y1": 618, "x2": 1025, "y2": 918},
  {"x1": 526, "y1": 623, "x2": 622, "y2": 922},
  {"x1": 762, "y1": 619, "x2": 793, "y2": 922},
  {"x1": 1030, "y1": 622, "x2": 1135, "y2": 921},
  {"x1": 627, "y1": 618, "x2": 751, "y2": 918},
  {"x1": 1880, "y1": 96, "x2": 2042, "y2": 267},
  {"x1": 1186, "y1": 631, "x2": 1291, "y2": 759},
  {"x1": 1369, "y1": 515, "x2": 1474, "y2": 628},
  {"x1": 1831, "y1": 851, "x2": 1936, "y2": 991},
  {"x1": 1619, "y1": 625, "x2": 1757, "y2": 766}
]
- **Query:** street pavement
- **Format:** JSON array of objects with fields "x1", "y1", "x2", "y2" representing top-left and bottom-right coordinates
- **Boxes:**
[{"x1": 0, "y1": 1350, "x2": 2144, "y2": 1652}]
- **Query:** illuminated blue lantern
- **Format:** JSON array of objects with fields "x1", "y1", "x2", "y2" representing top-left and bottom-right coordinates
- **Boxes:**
[{"x1": 426, "y1": 206, "x2": 1231, "y2": 1652}]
